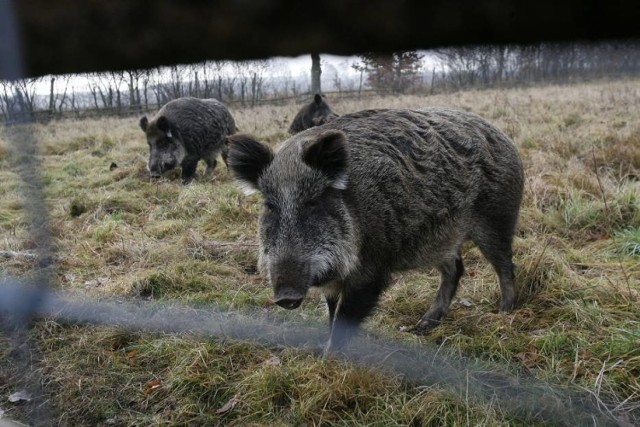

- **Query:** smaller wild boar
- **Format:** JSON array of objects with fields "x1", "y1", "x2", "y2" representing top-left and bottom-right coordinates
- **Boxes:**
[
  {"x1": 228, "y1": 108, "x2": 524, "y2": 352},
  {"x1": 288, "y1": 94, "x2": 339, "y2": 135},
  {"x1": 139, "y1": 97, "x2": 237, "y2": 183}
]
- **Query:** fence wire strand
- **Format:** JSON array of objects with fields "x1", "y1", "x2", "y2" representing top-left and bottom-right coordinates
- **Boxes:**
[{"x1": 0, "y1": 280, "x2": 623, "y2": 426}]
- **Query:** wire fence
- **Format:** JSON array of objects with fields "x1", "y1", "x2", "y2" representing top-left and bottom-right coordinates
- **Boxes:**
[
  {"x1": 0, "y1": 1, "x2": 636, "y2": 426},
  {"x1": 0, "y1": 89, "x2": 397, "y2": 124},
  {"x1": 0, "y1": 279, "x2": 624, "y2": 426}
]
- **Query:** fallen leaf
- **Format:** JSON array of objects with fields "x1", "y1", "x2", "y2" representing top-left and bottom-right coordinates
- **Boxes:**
[
  {"x1": 143, "y1": 379, "x2": 162, "y2": 395},
  {"x1": 61, "y1": 273, "x2": 76, "y2": 283},
  {"x1": 586, "y1": 230, "x2": 610, "y2": 241},
  {"x1": 264, "y1": 356, "x2": 281, "y2": 367},
  {"x1": 84, "y1": 277, "x2": 110, "y2": 289},
  {"x1": 216, "y1": 395, "x2": 241, "y2": 415},
  {"x1": 8, "y1": 391, "x2": 32, "y2": 403},
  {"x1": 518, "y1": 307, "x2": 535, "y2": 318},
  {"x1": 459, "y1": 298, "x2": 473, "y2": 307}
]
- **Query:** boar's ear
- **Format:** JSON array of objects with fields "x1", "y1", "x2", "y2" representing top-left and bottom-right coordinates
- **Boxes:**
[
  {"x1": 227, "y1": 134, "x2": 274, "y2": 194},
  {"x1": 313, "y1": 93, "x2": 323, "y2": 105},
  {"x1": 139, "y1": 116, "x2": 149, "y2": 132},
  {"x1": 303, "y1": 130, "x2": 348, "y2": 190},
  {"x1": 156, "y1": 116, "x2": 173, "y2": 138}
]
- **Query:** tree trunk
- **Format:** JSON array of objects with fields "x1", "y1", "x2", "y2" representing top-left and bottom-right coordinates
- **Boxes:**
[
  {"x1": 311, "y1": 52, "x2": 321, "y2": 94},
  {"x1": 48, "y1": 77, "x2": 55, "y2": 116}
]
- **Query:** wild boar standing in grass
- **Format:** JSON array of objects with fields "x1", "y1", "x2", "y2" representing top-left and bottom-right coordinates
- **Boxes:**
[
  {"x1": 288, "y1": 93, "x2": 339, "y2": 135},
  {"x1": 228, "y1": 108, "x2": 524, "y2": 352},
  {"x1": 139, "y1": 97, "x2": 237, "y2": 183}
]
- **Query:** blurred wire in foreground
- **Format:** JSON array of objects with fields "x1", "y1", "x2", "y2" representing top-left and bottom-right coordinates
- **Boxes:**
[
  {"x1": 1, "y1": 279, "x2": 630, "y2": 426},
  {"x1": 1, "y1": 0, "x2": 55, "y2": 425}
]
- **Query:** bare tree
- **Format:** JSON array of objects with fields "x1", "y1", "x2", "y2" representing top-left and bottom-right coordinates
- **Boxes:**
[
  {"x1": 351, "y1": 61, "x2": 366, "y2": 98},
  {"x1": 125, "y1": 69, "x2": 145, "y2": 110},
  {"x1": 311, "y1": 53, "x2": 321, "y2": 93},
  {"x1": 0, "y1": 77, "x2": 42, "y2": 121},
  {"x1": 0, "y1": 79, "x2": 15, "y2": 118}
]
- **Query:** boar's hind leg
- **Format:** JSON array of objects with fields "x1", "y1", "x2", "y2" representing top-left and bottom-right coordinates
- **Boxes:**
[
  {"x1": 470, "y1": 220, "x2": 517, "y2": 312},
  {"x1": 411, "y1": 250, "x2": 464, "y2": 334}
]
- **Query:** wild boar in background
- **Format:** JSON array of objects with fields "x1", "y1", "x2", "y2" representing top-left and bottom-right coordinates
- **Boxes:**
[
  {"x1": 228, "y1": 108, "x2": 524, "y2": 352},
  {"x1": 140, "y1": 97, "x2": 237, "y2": 183},
  {"x1": 288, "y1": 93, "x2": 339, "y2": 135}
]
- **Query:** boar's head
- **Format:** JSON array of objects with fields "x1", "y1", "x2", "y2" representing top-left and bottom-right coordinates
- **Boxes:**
[
  {"x1": 289, "y1": 94, "x2": 339, "y2": 134},
  {"x1": 227, "y1": 130, "x2": 358, "y2": 310},
  {"x1": 309, "y1": 94, "x2": 339, "y2": 126},
  {"x1": 139, "y1": 115, "x2": 186, "y2": 178}
]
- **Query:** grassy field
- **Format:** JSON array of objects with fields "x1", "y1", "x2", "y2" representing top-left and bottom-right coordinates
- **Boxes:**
[{"x1": 1, "y1": 80, "x2": 639, "y2": 426}]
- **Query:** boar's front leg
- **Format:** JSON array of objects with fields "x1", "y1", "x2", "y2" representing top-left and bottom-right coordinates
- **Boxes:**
[
  {"x1": 325, "y1": 274, "x2": 388, "y2": 353},
  {"x1": 325, "y1": 294, "x2": 339, "y2": 330},
  {"x1": 181, "y1": 158, "x2": 199, "y2": 184},
  {"x1": 203, "y1": 150, "x2": 219, "y2": 176}
]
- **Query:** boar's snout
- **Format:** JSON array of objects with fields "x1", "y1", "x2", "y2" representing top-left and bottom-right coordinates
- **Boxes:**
[
  {"x1": 148, "y1": 160, "x2": 176, "y2": 178},
  {"x1": 271, "y1": 258, "x2": 311, "y2": 310},
  {"x1": 275, "y1": 296, "x2": 304, "y2": 310}
]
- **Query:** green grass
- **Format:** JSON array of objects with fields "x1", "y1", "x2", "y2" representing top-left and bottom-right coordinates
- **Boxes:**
[{"x1": 1, "y1": 79, "x2": 639, "y2": 425}]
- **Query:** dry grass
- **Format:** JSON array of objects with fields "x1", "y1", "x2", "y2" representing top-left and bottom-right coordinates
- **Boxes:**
[{"x1": 1, "y1": 79, "x2": 639, "y2": 425}]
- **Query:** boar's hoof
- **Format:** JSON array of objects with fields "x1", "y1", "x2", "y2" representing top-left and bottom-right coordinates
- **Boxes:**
[
  {"x1": 406, "y1": 318, "x2": 442, "y2": 335},
  {"x1": 275, "y1": 297, "x2": 303, "y2": 310},
  {"x1": 499, "y1": 299, "x2": 516, "y2": 313}
]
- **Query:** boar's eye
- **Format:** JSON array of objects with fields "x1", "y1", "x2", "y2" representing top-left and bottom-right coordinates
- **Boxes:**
[
  {"x1": 264, "y1": 200, "x2": 278, "y2": 212},
  {"x1": 305, "y1": 199, "x2": 319, "y2": 210}
]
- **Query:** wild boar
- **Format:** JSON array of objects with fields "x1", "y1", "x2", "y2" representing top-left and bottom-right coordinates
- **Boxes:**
[
  {"x1": 139, "y1": 97, "x2": 237, "y2": 183},
  {"x1": 288, "y1": 93, "x2": 339, "y2": 135},
  {"x1": 228, "y1": 108, "x2": 524, "y2": 352}
]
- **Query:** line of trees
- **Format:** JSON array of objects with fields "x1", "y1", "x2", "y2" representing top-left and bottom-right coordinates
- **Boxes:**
[
  {"x1": 349, "y1": 41, "x2": 640, "y2": 95},
  {"x1": 1, "y1": 40, "x2": 638, "y2": 123},
  {"x1": 0, "y1": 59, "x2": 304, "y2": 122},
  {"x1": 432, "y1": 41, "x2": 640, "y2": 90}
]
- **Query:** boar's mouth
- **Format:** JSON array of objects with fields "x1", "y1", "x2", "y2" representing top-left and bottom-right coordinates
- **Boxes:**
[
  {"x1": 275, "y1": 297, "x2": 304, "y2": 310},
  {"x1": 273, "y1": 285, "x2": 307, "y2": 310}
]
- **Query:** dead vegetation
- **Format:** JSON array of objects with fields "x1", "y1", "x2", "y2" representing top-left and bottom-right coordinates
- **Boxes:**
[{"x1": 1, "y1": 79, "x2": 639, "y2": 425}]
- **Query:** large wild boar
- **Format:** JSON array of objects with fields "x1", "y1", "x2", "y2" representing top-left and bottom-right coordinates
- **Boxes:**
[
  {"x1": 139, "y1": 97, "x2": 237, "y2": 183},
  {"x1": 288, "y1": 93, "x2": 339, "y2": 134},
  {"x1": 228, "y1": 108, "x2": 524, "y2": 352}
]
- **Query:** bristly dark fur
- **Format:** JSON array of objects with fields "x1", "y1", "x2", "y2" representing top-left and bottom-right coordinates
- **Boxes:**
[
  {"x1": 140, "y1": 97, "x2": 237, "y2": 183},
  {"x1": 288, "y1": 94, "x2": 339, "y2": 135},
  {"x1": 229, "y1": 107, "x2": 525, "y2": 352}
]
